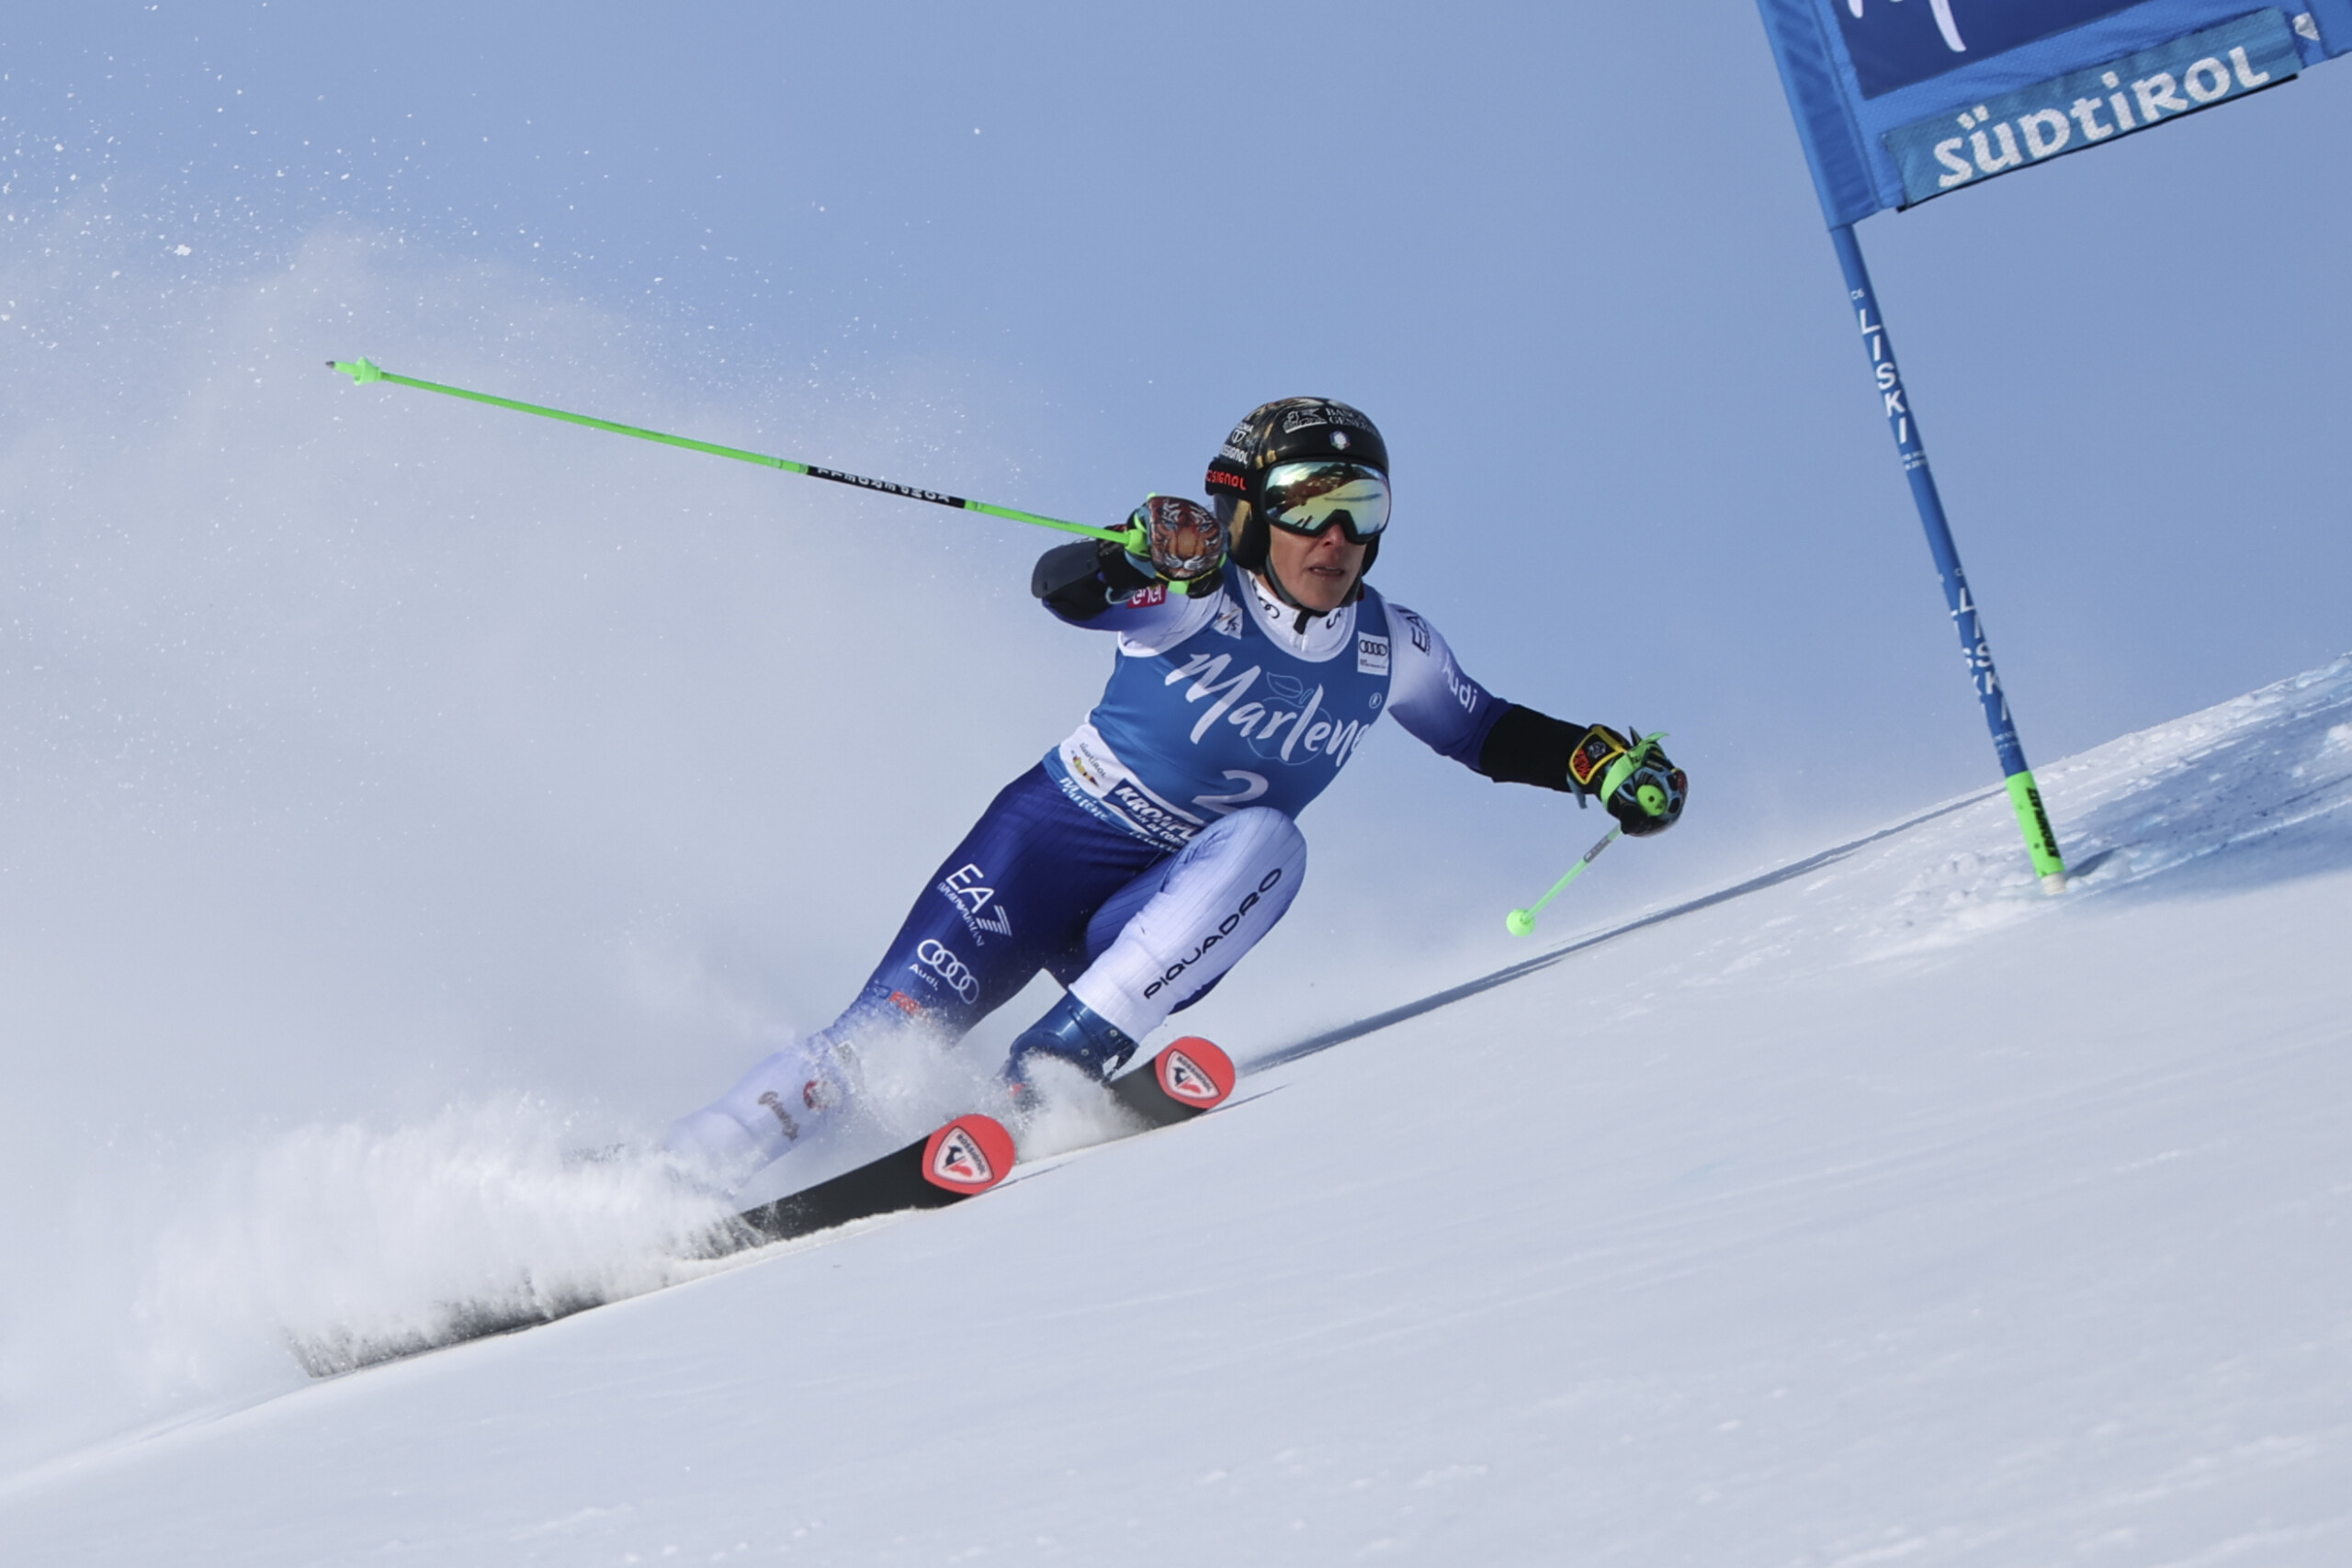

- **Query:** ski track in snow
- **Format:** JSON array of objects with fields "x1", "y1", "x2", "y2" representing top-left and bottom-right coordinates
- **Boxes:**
[
  {"x1": 2, "y1": 656, "x2": 2350, "y2": 1564},
  {"x1": 1267, "y1": 653, "x2": 2352, "y2": 1071}
]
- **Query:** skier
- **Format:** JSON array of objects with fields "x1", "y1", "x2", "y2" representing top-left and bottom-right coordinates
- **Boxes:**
[{"x1": 666, "y1": 398, "x2": 1685, "y2": 1191}]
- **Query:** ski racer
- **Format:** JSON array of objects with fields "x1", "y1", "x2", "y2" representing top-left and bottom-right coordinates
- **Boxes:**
[{"x1": 666, "y1": 398, "x2": 1686, "y2": 1190}]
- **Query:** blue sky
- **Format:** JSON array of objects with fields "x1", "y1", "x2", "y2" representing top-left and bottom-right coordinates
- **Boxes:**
[
  {"x1": 10, "y1": 1, "x2": 2346, "y2": 789},
  {"x1": 2, "y1": 3, "x2": 2347, "y2": 1195}
]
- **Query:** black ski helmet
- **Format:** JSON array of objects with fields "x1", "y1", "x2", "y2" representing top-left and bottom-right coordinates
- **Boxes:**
[{"x1": 1205, "y1": 398, "x2": 1390, "y2": 586}]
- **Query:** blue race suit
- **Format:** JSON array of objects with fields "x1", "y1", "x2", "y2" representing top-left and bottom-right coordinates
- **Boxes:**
[
  {"x1": 666, "y1": 566, "x2": 1513, "y2": 1188},
  {"x1": 847, "y1": 568, "x2": 1505, "y2": 1032}
]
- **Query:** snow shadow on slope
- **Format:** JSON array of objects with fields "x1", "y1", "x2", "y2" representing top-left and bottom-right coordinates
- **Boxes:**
[
  {"x1": 1262, "y1": 654, "x2": 2352, "y2": 1069},
  {"x1": 2053, "y1": 653, "x2": 2352, "y2": 902}
]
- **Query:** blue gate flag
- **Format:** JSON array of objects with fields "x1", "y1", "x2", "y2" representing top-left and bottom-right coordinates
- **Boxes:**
[{"x1": 1756, "y1": 0, "x2": 2350, "y2": 223}]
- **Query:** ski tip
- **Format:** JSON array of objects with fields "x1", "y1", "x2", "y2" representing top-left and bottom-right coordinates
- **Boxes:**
[
  {"x1": 1154, "y1": 1037, "x2": 1236, "y2": 1111},
  {"x1": 921, "y1": 1113, "x2": 1017, "y2": 1196}
]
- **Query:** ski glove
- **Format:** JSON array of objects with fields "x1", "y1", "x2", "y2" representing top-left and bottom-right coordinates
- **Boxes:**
[
  {"x1": 1567, "y1": 724, "x2": 1688, "y2": 837},
  {"x1": 1122, "y1": 495, "x2": 1227, "y2": 596}
]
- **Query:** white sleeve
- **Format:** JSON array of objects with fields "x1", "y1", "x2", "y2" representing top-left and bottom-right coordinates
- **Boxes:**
[{"x1": 1380, "y1": 601, "x2": 1508, "y2": 769}]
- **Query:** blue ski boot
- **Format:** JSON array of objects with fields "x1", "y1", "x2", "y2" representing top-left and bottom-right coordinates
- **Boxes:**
[{"x1": 1004, "y1": 993, "x2": 1138, "y2": 1108}]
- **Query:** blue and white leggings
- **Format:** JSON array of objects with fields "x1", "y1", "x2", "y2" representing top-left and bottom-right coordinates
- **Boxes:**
[{"x1": 668, "y1": 764, "x2": 1304, "y2": 1187}]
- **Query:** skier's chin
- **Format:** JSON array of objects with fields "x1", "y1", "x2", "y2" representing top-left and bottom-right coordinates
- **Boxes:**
[{"x1": 1272, "y1": 566, "x2": 1358, "y2": 613}]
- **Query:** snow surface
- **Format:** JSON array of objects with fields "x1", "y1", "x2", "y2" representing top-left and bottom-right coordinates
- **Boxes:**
[{"x1": 4, "y1": 656, "x2": 2350, "y2": 1563}]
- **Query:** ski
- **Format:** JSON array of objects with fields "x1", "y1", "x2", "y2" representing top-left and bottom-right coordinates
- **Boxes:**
[
  {"x1": 722, "y1": 1036, "x2": 1236, "y2": 1247},
  {"x1": 1105, "y1": 1035, "x2": 1237, "y2": 1128},
  {"x1": 294, "y1": 1040, "x2": 1239, "y2": 1376},
  {"x1": 727, "y1": 1111, "x2": 1017, "y2": 1246}
]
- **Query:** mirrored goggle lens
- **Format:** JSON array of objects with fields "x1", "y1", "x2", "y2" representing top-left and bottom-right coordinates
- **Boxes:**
[{"x1": 1259, "y1": 461, "x2": 1390, "y2": 540}]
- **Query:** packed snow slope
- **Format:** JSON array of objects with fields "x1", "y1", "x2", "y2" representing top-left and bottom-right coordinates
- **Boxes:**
[{"x1": 5, "y1": 656, "x2": 2350, "y2": 1565}]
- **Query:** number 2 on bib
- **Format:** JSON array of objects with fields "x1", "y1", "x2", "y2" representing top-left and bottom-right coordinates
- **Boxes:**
[{"x1": 1193, "y1": 770, "x2": 1269, "y2": 814}]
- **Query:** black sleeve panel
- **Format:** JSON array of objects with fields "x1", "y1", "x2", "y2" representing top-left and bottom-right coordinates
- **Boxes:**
[
  {"x1": 1476, "y1": 704, "x2": 1585, "y2": 793},
  {"x1": 1032, "y1": 539, "x2": 1157, "y2": 622}
]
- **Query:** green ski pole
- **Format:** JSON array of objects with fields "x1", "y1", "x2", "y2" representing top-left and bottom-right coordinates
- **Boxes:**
[
  {"x1": 1506, "y1": 826, "x2": 1620, "y2": 937},
  {"x1": 324, "y1": 357, "x2": 1132, "y2": 547},
  {"x1": 1503, "y1": 731, "x2": 1669, "y2": 936}
]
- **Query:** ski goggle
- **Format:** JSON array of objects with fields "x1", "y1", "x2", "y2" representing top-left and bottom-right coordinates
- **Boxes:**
[{"x1": 1258, "y1": 461, "x2": 1390, "y2": 541}]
